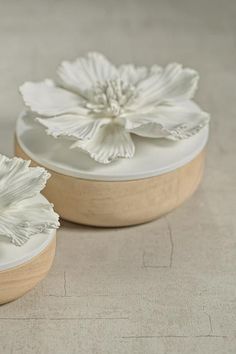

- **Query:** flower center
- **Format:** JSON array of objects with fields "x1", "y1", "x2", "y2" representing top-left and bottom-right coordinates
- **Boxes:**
[{"x1": 86, "y1": 79, "x2": 136, "y2": 118}]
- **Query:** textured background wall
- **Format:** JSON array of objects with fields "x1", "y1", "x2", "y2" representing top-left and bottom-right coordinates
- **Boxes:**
[{"x1": 0, "y1": 1, "x2": 235, "y2": 353}]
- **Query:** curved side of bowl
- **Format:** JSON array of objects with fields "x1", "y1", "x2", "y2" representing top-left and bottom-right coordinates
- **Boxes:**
[
  {"x1": 0, "y1": 236, "x2": 56, "y2": 305},
  {"x1": 15, "y1": 136, "x2": 205, "y2": 227}
]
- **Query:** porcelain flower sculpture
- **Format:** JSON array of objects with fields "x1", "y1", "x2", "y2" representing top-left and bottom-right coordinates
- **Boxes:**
[
  {"x1": 0, "y1": 155, "x2": 59, "y2": 246},
  {"x1": 20, "y1": 52, "x2": 209, "y2": 164}
]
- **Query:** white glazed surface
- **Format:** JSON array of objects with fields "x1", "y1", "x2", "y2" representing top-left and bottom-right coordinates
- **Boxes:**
[
  {"x1": 0, "y1": 194, "x2": 56, "y2": 272},
  {"x1": 16, "y1": 112, "x2": 209, "y2": 181}
]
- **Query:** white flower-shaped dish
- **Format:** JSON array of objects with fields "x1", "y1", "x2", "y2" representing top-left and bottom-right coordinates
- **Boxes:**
[
  {"x1": 0, "y1": 154, "x2": 59, "y2": 304},
  {"x1": 20, "y1": 52, "x2": 209, "y2": 164}
]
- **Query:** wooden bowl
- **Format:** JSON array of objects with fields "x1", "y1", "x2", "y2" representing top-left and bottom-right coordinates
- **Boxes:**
[
  {"x1": 0, "y1": 196, "x2": 56, "y2": 305},
  {"x1": 15, "y1": 112, "x2": 208, "y2": 227}
]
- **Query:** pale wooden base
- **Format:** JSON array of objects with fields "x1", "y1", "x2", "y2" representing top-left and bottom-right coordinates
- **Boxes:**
[
  {"x1": 15, "y1": 138, "x2": 205, "y2": 227},
  {"x1": 0, "y1": 237, "x2": 56, "y2": 305}
]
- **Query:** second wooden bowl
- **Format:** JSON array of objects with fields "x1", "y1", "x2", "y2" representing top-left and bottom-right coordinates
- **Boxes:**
[{"x1": 0, "y1": 196, "x2": 56, "y2": 305}]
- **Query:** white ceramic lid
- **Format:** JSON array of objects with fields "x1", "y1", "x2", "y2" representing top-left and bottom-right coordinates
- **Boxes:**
[
  {"x1": 0, "y1": 194, "x2": 56, "y2": 272},
  {"x1": 16, "y1": 112, "x2": 209, "y2": 181}
]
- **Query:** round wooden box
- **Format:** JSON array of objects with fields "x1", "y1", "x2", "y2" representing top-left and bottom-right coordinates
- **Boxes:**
[
  {"x1": 15, "y1": 112, "x2": 208, "y2": 227},
  {"x1": 0, "y1": 195, "x2": 56, "y2": 305}
]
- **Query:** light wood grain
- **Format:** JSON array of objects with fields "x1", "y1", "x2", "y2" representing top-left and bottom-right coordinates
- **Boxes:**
[
  {"x1": 15, "y1": 138, "x2": 205, "y2": 226},
  {"x1": 0, "y1": 236, "x2": 56, "y2": 305}
]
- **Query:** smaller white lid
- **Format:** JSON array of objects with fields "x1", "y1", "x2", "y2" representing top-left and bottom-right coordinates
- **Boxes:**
[
  {"x1": 0, "y1": 194, "x2": 56, "y2": 272},
  {"x1": 16, "y1": 112, "x2": 209, "y2": 181}
]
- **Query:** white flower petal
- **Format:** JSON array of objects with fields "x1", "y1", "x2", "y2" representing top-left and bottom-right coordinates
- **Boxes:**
[
  {"x1": 125, "y1": 101, "x2": 209, "y2": 139},
  {"x1": 135, "y1": 63, "x2": 199, "y2": 108},
  {"x1": 0, "y1": 155, "x2": 50, "y2": 207},
  {"x1": 118, "y1": 64, "x2": 148, "y2": 85},
  {"x1": 37, "y1": 115, "x2": 110, "y2": 140},
  {"x1": 58, "y1": 52, "x2": 118, "y2": 95},
  {"x1": 20, "y1": 80, "x2": 87, "y2": 116},
  {"x1": 125, "y1": 118, "x2": 168, "y2": 138},
  {"x1": 0, "y1": 198, "x2": 59, "y2": 246},
  {"x1": 150, "y1": 65, "x2": 163, "y2": 74},
  {"x1": 72, "y1": 123, "x2": 135, "y2": 164}
]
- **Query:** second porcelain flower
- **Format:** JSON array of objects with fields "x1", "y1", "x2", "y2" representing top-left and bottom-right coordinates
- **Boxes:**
[
  {"x1": 0, "y1": 155, "x2": 59, "y2": 246},
  {"x1": 20, "y1": 52, "x2": 209, "y2": 164}
]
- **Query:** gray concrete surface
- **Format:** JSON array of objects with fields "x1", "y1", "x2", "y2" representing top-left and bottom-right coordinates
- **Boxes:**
[{"x1": 0, "y1": 0, "x2": 235, "y2": 353}]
